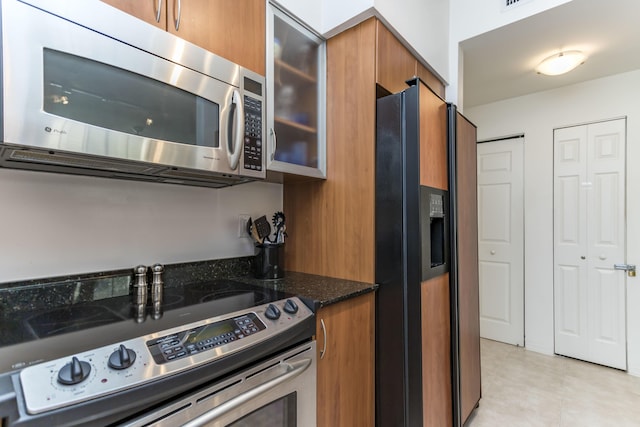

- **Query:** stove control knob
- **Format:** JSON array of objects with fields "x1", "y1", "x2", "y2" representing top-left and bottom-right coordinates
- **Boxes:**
[
  {"x1": 283, "y1": 299, "x2": 299, "y2": 314},
  {"x1": 108, "y1": 344, "x2": 137, "y2": 370},
  {"x1": 265, "y1": 303, "x2": 281, "y2": 320},
  {"x1": 57, "y1": 357, "x2": 91, "y2": 385}
]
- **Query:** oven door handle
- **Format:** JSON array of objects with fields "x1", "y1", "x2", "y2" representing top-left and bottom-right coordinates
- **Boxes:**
[{"x1": 182, "y1": 358, "x2": 312, "y2": 427}]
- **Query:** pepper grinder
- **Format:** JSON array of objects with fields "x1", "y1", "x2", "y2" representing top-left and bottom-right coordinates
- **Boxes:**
[
  {"x1": 132, "y1": 265, "x2": 148, "y2": 323},
  {"x1": 151, "y1": 263, "x2": 164, "y2": 320}
]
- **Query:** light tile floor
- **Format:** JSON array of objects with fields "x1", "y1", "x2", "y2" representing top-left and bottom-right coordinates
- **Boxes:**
[{"x1": 466, "y1": 339, "x2": 640, "y2": 426}]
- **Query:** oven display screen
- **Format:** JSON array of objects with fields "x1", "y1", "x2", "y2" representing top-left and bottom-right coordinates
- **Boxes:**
[
  {"x1": 185, "y1": 323, "x2": 235, "y2": 345},
  {"x1": 146, "y1": 313, "x2": 266, "y2": 365}
]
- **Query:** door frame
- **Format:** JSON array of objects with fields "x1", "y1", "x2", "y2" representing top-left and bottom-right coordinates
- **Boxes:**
[{"x1": 477, "y1": 134, "x2": 525, "y2": 347}]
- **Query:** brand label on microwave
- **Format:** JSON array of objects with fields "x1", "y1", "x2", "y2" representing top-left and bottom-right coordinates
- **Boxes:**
[{"x1": 44, "y1": 127, "x2": 67, "y2": 135}]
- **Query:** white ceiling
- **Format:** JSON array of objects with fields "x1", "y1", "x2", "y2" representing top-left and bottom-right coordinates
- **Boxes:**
[{"x1": 461, "y1": 0, "x2": 640, "y2": 108}]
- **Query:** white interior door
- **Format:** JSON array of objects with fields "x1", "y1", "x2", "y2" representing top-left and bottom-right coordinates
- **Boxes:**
[
  {"x1": 477, "y1": 137, "x2": 524, "y2": 346},
  {"x1": 554, "y1": 118, "x2": 627, "y2": 370}
]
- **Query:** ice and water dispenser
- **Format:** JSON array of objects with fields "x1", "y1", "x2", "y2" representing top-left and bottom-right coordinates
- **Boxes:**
[{"x1": 420, "y1": 186, "x2": 449, "y2": 281}]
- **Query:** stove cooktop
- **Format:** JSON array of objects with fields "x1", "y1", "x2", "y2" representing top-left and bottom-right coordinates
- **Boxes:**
[{"x1": 0, "y1": 279, "x2": 299, "y2": 374}]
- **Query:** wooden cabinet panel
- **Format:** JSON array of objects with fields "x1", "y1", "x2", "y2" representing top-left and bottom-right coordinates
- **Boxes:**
[
  {"x1": 376, "y1": 21, "x2": 416, "y2": 94},
  {"x1": 101, "y1": 0, "x2": 166, "y2": 29},
  {"x1": 421, "y1": 273, "x2": 452, "y2": 427},
  {"x1": 284, "y1": 18, "x2": 376, "y2": 282},
  {"x1": 316, "y1": 293, "x2": 375, "y2": 427},
  {"x1": 456, "y1": 112, "x2": 481, "y2": 423},
  {"x1": 416, "y1": 61, "x2": 445, "y2": 100},
  {"x1": 419, "y1": 82, "x2": 448, "y2": 189},
  {"x1": 167, "y1": 0, "x2": 265, "y2": 75},
  {"x1": 103, "y1": 0, "x2": 265, "y2": 75}
]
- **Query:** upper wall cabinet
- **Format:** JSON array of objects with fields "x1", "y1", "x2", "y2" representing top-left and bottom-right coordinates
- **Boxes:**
[
  {"x1": 267, "y1": 4, "x2": 326, "y2": 179},
  {"x1": 376, "y1": 21, "x2": 445, "y2": 99},
  {"x1": 101, "y1": 0, "x2": 265, "y2": 75}
]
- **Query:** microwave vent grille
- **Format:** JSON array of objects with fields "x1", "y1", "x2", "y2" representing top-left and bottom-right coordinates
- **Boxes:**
[
  {"x1": 160, "y1": 168, "x2": 246, "y2": 185},
  {"x1": 7, "y1": 149, "x2": 160, "y2": 174}
]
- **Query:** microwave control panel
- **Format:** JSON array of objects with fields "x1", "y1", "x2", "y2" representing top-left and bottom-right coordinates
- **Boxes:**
[{"x1": 243, "y1": 96, "x2": 263, "y2": 172}]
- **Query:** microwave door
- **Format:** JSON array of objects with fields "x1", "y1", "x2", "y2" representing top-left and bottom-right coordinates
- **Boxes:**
[{"x1": 2, "y1": 0, "x2": 239, "y2": 177}]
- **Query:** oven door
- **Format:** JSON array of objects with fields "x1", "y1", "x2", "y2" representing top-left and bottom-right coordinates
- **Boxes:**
[
  {"x1": 121, "y1": 342, "x2": 316, "y2": 427},
  {"x1": 2, "y1": 0, "x2": 244, "y2": 176}
]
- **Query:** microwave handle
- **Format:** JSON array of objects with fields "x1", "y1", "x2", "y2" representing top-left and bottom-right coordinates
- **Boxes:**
[
  {"x1": 181, "y1": 358, "x2": 312, "y2": 427},
  {"x1": 226, "y1": 89, "x2": 244, "y2": 170}
]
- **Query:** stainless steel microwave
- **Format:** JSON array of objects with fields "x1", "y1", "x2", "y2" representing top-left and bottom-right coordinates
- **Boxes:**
[{"x1": 0, "y1": 0, "x2": 266, "y2": 188}]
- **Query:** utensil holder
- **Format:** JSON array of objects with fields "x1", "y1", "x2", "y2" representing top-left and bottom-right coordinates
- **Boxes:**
[{"x1": 253, "y1": 243, "x2": 284, "y2": 279}]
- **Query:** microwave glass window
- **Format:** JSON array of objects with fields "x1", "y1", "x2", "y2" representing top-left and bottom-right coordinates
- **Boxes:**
[
  {"x1": 42, "y1": 48, "x2": 219, "y2": 148},
  {"x1": 229, "y1": 392, "x2": 297, "y2": 426}
]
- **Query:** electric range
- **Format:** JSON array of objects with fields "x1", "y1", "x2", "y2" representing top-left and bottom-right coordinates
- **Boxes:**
[{"x1": 0, "y1": 278, "x2": 316, "y2": 426}]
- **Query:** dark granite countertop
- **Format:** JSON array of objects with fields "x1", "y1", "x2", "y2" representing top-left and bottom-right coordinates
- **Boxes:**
[
  {"x1": 0, "y1": 257, "x2": 377, "y2": 323},
  {"x1": 234, "y1": 271, "x2": 378, "y2": 311}
]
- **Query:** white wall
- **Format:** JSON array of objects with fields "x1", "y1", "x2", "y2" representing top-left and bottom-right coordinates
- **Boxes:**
[
  {"x1": 0, "y1": 170, "x2": 282, "y2": 282},
  {"x1": 465, "y1": 69, "x2": 640, "y2": 376},
  {"x1": 448, "y1": 0, "x2": 573, "y2": 106}
]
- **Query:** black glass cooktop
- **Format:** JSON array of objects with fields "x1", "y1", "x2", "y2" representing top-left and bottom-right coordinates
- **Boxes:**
[{"x1": 3, "y1": 280, "x2": 291, "y2": 347}]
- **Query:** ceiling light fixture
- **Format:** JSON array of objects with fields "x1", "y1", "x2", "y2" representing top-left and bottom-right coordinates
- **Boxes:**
[{"x1": 536, "y1": 50, "x2": 586, "y2": 76}]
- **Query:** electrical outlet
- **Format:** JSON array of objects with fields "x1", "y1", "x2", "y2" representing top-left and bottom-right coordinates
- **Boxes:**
[{"x1": 237, "y1": 214, "x2": 250, "y2": 238}]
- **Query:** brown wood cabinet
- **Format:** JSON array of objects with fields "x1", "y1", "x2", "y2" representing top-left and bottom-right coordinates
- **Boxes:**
[
  {"x1": 417, "y1": 61, "x2": 446, "y2": 100},
  {"x1": 284, "y1": 18, "x2": 377, "y2": 283},
  {"x1": 376, "y1": 21, "x2": 416, "y2": 95},
  {"x1": 284, "y1": 17, "x2": 445, "y2": 282},
  {"x1": 316, "y1": 293, "x2": 375, "y2": 427},
  {"x1": 101, "y1": 0, "x2": 265, "y2": 75},
  {"x1": 283, "y1": 17, "x2": 448, "y2": 427},
  {"x1": 376, "y1": 22, "x2": 445, "y2": 97},
  {"x1": 421, "y1": 274, "x2": 452, "y2": 427}
]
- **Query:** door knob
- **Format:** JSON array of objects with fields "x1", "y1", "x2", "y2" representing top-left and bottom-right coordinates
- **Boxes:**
[
  {"x1": 490, "y1": 250, "x2": 496, "y2": 255},
  {"x1": 614, "y1": 264, "x2": 636, "y2": 277},
  {"x1": 581, "y1": 256, "x2": 586, "y2": 260},
  {"x1": 599, "y1": 254, "x2": 607, "y2": 260}
]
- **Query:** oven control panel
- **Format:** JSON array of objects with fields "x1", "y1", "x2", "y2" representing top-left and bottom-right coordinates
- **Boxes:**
[
  {"x1": 147, "y1": 313, "x2": 266, "y2": 365},
  {"x1": 18, "y1": 297, "x2": 313, "y2": 415}
]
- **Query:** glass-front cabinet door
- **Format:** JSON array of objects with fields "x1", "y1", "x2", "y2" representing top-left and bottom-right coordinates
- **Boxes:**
[{"x1": 267, "y1": 4, "x2": 326, "y2": 178}]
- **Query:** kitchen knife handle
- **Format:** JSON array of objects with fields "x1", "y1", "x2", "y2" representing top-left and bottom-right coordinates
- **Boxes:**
[{"x1": 320, "y1": 318, "x2": 327, "y2": 359}]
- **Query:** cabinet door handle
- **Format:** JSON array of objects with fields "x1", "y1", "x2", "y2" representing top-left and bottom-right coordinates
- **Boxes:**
[
  {"x1": 270, "y1": 128, "x2": 277, "y2": 162},
  {"x1": 320, "y1": 318, "x2": 327, "y2": 359},
  {"x1": 174, "y1": 0, "x2": 182, "y2": 30},
  {"x1": 155, "y1": 0, "x2": 162, "y2": 23}
]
